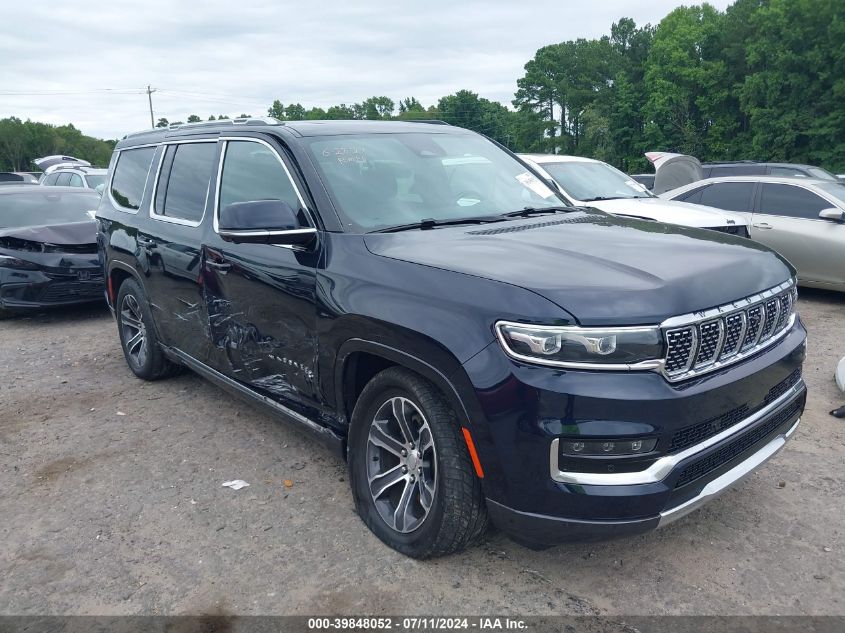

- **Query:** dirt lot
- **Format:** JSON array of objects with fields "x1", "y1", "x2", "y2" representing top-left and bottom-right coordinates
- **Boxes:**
[{"x1": 0, "y1": 290, "x2": 843, "y2": 616}]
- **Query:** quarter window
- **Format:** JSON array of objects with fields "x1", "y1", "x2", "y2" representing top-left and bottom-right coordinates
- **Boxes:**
[
  {"x1": 698, "y1": 182, "x2": 754, "y2": 212},
  {"x1": 677, "y1": 186, "x2": 705, "y2": 204},
  {"x1": 155, "y1": 142, "x2": 217, "y2": 223},
  {"x1": 758, "y1": 183, "x2": 830, "y2": 220},
  {"x1": 111, "y1": 147, "x2": 156, "y2": 210},
  {"x1": 218, "y1": 141, "x2": 303, "y2": 217}
]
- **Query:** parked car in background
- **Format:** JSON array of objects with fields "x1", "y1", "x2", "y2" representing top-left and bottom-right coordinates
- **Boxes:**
[
  {"x1": 98, "y1": 119, "x2": 806, "y2": 557},
  {"x1": 519, "y1": 154, "x2": 749, "y2": 237},
  {"x1": 40, "y1": 165, "x2": 108, "y2": 192},
  {"x1": 701, "y1": 160, "x2": 837, "y2": 181},
  {"x1": 646, "y1": 152, "x2": 839, "y2": 194},
  {"x1": 0, "y1": 172, "x2": 39, "y2": 186},
  {"x1": 0, "y1": 186, "x2": 103, "y2": 317},
  {"x1": 630, "y1": 173, "x2": 655, "y2": 190},
  {"x1": 662, "y1": 175, "x2": 845, "y2": 291}
]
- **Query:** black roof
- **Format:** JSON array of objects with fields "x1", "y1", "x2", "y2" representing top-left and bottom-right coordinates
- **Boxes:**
[{"x1": 116, "y1": 118, "x2": 465, "y2": 149}]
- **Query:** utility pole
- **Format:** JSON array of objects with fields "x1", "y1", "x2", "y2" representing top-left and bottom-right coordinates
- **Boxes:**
[{"x1": 146, "y1": 85, "x2": 156, "y2": 128}]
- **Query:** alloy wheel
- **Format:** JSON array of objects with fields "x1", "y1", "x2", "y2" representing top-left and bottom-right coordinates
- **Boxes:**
[
  {"x1": 366, "y1": 396, "x2": 437, "y2": 533},
  {"x1": 120, "y1": 294, "x2": 148, "y2": 369}
]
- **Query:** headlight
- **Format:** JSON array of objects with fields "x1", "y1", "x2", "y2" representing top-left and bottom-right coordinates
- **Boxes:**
[
  {"x1": 0, "y1": 255, "x2": 39, "y2": 270},
  {"x1": 495, "y1": 321, "x2": 664, "y2": 368}
]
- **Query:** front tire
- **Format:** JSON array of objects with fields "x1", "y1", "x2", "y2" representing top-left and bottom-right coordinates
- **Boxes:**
[
  {"x1": 115, "y1": 278, "x2": 179, "y2": 380},
  {"x1": 349, "y1": 367, "x2": 488, "y2": 558}
]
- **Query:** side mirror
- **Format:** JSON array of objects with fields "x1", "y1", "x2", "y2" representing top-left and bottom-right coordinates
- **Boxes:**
[
  {"x1": 218, "y1": 199, "x2": 316, "y2": 245},
  {"x1": 819, "y1": 208, "x2": 845, "y2": 223}
]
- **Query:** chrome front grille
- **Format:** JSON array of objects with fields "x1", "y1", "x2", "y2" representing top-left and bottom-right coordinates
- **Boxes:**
[{"x1": 662, "y1": 280, "x2": 797, "y2": 382}]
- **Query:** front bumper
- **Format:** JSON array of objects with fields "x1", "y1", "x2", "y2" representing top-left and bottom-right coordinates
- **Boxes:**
[
  {"x1": 459, "y1": 319, "x2": 807, "y2": 544},
  {"x1": 0, "y1": 268, "x2": 104, "y2": 311}
]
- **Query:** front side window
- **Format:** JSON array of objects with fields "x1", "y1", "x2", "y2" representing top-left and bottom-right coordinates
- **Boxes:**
[
  {"x1": 759, "y1": 183, "x2": 830, "y2": 219},
  {"x1": 154, "y1": 142, "x2": 216, "y2": 223},
  {"x1": 111, "y1": 147, "x2": 156, "y2": 210},
  {"x1": 698, "y1": 182, "x2": 754, "y2": 212},
  {"x1": 218, "y1": 141, "x2": 302, "y2": 215},
  {"x1": 816, "y1": 183, "x2": 845, "y2": 206},
  {"x1": 304, "y1": 132, "x2": 563, "y2": 232},
  {"x1": 540, "y1": 161, "x2": 651, "y2": 202}
]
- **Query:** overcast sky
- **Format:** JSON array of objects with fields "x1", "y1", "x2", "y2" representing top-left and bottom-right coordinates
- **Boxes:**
[{"x1": 2, "y1": 0, "x2": 733, "y2": 140}]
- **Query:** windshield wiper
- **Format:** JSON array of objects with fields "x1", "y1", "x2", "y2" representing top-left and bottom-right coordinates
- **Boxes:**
[
  {"x1": 499, "y1": 206, "x2": 577, "y2": 218},
  {"x1": 372, "y1": 216, "x2": 503, "y2": 233}
]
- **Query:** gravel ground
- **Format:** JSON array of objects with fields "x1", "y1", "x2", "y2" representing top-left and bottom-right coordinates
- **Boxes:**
[{"x1": 0, "y1": 289, "x2": 843, "y2": 616}]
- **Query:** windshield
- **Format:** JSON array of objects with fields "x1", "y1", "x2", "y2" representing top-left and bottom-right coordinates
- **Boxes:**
[
  {"x1": 0, "y1": 191, "x2": 100, "y2": 228},
  {"x1": 85, "y1": 174, "x2": 107, "y2": 190},
  {"x1": 304, "y1": 132, "x2": 564, "y2": 232},
  {"x1": 817, "y1": 182, "x2": 845, "y2": 205},
  {"x1": 540, "y1": 161, "x2": 653, "y2": 202}
]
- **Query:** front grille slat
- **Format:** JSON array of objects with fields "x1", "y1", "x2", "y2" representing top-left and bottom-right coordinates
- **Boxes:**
[{"x1": 663, "y1": 282, "x2": 796, "y2": 382}]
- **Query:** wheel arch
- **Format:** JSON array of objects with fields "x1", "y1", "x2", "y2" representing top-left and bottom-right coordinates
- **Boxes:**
[{"x1": 334, "y1": 338, "x2": 477, "y2": 455}]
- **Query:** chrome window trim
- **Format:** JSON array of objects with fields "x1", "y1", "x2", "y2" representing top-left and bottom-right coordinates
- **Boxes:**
[
  {"x1": 107, "y1": 145, "x2": 158, "y2": 215},
  {"x1": 212, "y1": 136, "x2": 317, "y2": 250},
  {"x1": 149, "y1": 139, "x2": 217, "y2": 228},
  {"x1": 549, "y1": 379, "x2": 805, "y2": 486}
]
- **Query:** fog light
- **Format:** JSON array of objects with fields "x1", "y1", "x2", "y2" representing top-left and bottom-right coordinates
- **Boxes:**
[{"x1": 560, "y1": 437, "x2": 658, "y2": 456}]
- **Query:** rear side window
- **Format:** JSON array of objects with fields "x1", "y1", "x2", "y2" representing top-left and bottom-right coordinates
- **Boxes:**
[
  {"x1": 758, "y1": 183, "x2": 830, "y2": 219},
  {"x1": 111, "y1": 147, "x2": 156, "y2": 210},
  {"x1": 43, "y1": 172, "x2": 60, "y2": 186},
  {"x1": 55, "y1": 172, "x2": 72, "y2": 186},
  {"x1": 709, "y1": 165, "x2": 761, "y2": 177},
  {"x1": 154, "y1": 142, "x2": 217, "y2": 223},
  {"x1": 677, "y1": 186, "x2": 705, "y2": 204},
  {"x1": 68, "y1": 173, "x2": 84, "y2": 187},
  {"x1": 698, "y1": 182, "x2": 754, "y2": 211},
  {"x1": 218, "y1": 141, "x2": 302, "y2": 213}
]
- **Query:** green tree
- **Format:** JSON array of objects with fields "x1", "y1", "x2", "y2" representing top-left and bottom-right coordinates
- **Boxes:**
[
  {"x1": 267, "y1": 99, "x2": 285, "y2": 119},
  {"x1": 284, "y1": 103, "x2": 307, "y2": 120},
  {"x1": 186, "y1": 114, "x2": 202, "y2": 123},
  {"x1": 155, "y1": 118, "x2": 169, "y2": 128}
]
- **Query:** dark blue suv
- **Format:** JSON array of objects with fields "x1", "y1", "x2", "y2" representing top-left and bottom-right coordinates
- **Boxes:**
[{"x1": 97, "y1": 119, "x2": 807, "y2": 557}]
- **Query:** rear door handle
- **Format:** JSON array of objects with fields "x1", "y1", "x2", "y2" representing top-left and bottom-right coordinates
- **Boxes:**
[
  {"x1": 752, "y1": 222, "x2": 772, "y2": 230},
  {"x1": 137, "y1": 236, "x2": 157, "y2": 247}
]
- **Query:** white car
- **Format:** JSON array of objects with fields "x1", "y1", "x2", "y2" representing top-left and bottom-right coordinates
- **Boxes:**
[
  {"x1": 652, "y1": 152, "x2": 845, "y2": 291},
  {"x1": 519, "y1": 153, "x2": 750, "y2": 237}
]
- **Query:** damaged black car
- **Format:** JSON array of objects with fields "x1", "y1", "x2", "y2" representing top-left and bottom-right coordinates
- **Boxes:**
[{"x1": 0, "y1": 186, "x2": 103, "y2": 317}]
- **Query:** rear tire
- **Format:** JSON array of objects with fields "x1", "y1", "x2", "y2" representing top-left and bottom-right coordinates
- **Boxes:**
[
  {"x1": 348, "y1": 367, "x2": 488, "y2": 558},
  {"x1": 115, "y1": 278, "x2": 180, "y2": 380}
]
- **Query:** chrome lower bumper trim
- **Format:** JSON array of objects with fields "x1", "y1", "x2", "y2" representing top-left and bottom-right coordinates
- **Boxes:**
[
  {"x1": 550, "y1": 379, "x2": 805, "y2": 486},
  {"x1": 658, "y1": 417, "x2": 800, "y2": 527}
]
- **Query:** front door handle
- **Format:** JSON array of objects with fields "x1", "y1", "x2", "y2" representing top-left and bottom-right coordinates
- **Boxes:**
[
  {"x1": 137, "y1": 236, "x2": 157, "y2": 247},
  {"x1": 752, "y1": 222, "x2": 772, "y2": 230}
]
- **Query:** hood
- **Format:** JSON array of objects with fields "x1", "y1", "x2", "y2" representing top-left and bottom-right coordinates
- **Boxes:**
[
  {"x1": 33, "y1": 155, "x2": 91, "y2": 171},
  {"x1": 363, "y1": 213, "x2": 793, "y2": 326},
  {"x1": 586, "y1": 197, "x2": 747, "y2": 228},
  {"x1": 646, "y1": 152, "x2": 704, "y2": 194},
  {"x1": 0, "y1": 221, "x2": 97, "y2": 247}
]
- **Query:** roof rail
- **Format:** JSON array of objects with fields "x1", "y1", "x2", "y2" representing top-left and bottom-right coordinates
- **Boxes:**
[
  {"x1": 123, "y1": 117, "x2": 284, "y2": 139},
  {"x1": 405, "y1": 119, "x2": 450, "y2": 125}
]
